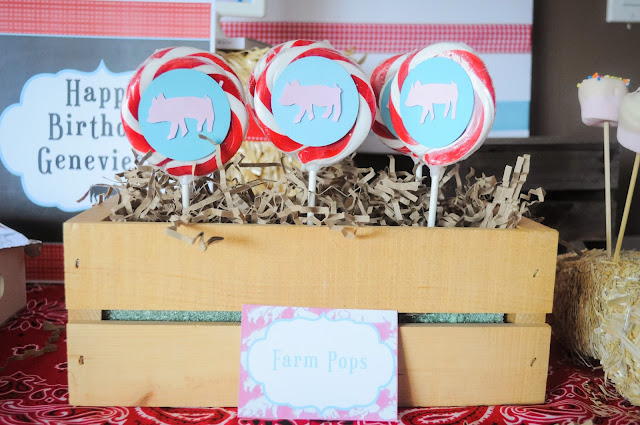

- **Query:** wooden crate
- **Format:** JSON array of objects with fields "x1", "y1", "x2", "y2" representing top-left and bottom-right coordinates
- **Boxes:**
[{"x1": 64, "y1": 200, "x2": 558, "y2": 408}]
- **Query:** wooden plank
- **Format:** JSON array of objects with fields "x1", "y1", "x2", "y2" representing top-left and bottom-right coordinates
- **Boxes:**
[
  {"x1": 398, "y1": 323, "x2": 551, "y2": 406},
  {"x1": 63, "y1": 217, "x2": 558, "y2": 313},
  {"x1": 67, "y1": 322, "x2": 240, "y2": 407},
  {"x1": 67, "y1": 322, "x2": 550, "y2": 407}
]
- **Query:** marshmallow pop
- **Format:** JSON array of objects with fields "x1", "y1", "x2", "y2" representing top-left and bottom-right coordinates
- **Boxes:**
[{"x1": 578, "y1": 73, "x2": 630, "y2": 256}]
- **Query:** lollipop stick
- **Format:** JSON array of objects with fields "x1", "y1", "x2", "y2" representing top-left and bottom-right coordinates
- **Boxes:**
[
  {"x1": 604, "y1": 121, "x2": 613, "y2": 256},
  {"x1": 181, "y1": 183, "x2": 192, "y2": 212},
  {"x1": 427, "y1": 165, "x2": 442, "y2": 227},
  {"x1": 614, "y1": 152, "x2": 640, "y2": 263},
  {"x1": 307, "y1": 168, "x2": 317, "y2": 225}
]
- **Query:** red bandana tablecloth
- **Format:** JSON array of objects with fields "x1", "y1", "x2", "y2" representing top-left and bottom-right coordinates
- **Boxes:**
[{"x1": 1, "y1": 283, "x2": 639, "y2": 425}]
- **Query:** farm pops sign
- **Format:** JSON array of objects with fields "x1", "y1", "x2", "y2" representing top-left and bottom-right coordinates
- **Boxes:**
[{"x1": 0, "y1": 62, "x2": 134, "y2": 212}]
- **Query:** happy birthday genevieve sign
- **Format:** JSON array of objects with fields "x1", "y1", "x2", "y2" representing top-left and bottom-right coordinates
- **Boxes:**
[{"x1": 0, "y1": 62, "x2": 134, "y2": 212}]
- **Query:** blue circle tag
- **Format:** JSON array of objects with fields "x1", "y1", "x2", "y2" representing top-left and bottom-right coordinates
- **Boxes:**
[
  {"x1": 272, "y1": 56, "x2": 359, "y2": 147},
  {"x1": 139, "y1": 69, "x2": 231, "y2": 161},
  {"x1": 399, "y1": 57, "x2": 474, "y2": 148},
  {"x1": 380, "y1": 79, "x2": 399, "y2": 138}
]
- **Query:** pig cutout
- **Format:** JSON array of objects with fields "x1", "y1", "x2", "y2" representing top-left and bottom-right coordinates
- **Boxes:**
[
  {"x1": 147, "y1": 93, "x2": 215, "y2": 140},
  {"x1": 405, "y1": 81, "x2": 458, "y2": 124},
  {"x1": 278, "y1": 80, "x2": 342, "y2": 123}
]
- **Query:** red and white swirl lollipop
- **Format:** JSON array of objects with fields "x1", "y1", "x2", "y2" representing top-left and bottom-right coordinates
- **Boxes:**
[
  {"x1": 389, "y1": 42, "x2": 496, "y2": 226},
  {"x1": 250, "y1": 40, "x2": 376, "y2": 220},
  {"x1": 370, "y1": 53, "x2": 423, "y2": 178},
  {"x1": 121, "y1": 47, "x2": 248, "y2": 208}
]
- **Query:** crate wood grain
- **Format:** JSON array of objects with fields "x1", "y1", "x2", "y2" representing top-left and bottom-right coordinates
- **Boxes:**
[
  {"x1": 64, "y1": 199, "x2": 558, "y2": 408},
  {"x1": 64, "y1": 200, "x2": 558, "y2": 314},
  {"x1": 66, "y1": 321, "x2": 550, "y2": 407}
]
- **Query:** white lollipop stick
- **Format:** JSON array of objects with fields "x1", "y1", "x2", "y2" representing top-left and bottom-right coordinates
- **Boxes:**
[
  {"x1": 181, "y1": 183, "x2": 191, "y2": 212},
  {"x1": 427, "y1": 165, "x2": 442, "y2": 227},
  {"x1": 307, "y1": 168, "x2": 318, "y2": 225},
  {"x1": 614, "y1": 153, "x2": 640, "y2": 263},
  {"x1": 604, "y1": 121, "x2": 613, "y2": 257}
]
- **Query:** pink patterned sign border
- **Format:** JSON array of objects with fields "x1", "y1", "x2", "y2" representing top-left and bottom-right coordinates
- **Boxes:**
[{"x1": 238, "y1": 305, "x2": 398, "y2": 422}]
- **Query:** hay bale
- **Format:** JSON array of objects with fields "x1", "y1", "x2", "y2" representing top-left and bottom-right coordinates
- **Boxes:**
[{"x1": 555, "y1": 249, "x2": 640, "y2": 405}]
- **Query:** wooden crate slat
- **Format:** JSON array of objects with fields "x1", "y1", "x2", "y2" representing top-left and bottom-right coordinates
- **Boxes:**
[
  {"x1": 67, "y1": 321, "x2": 551, "y2": 407},
  {"x1": 64, "y1": 209, "x2": 558, "y2": 313},
  {"x1": 398, "y1": 323, "x2": 550, "y2": 406}
]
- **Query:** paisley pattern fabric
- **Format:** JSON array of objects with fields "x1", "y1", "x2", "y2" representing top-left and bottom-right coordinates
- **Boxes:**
[{"x1": 1, "y1": 284, "x2": 639, "y2": 424}]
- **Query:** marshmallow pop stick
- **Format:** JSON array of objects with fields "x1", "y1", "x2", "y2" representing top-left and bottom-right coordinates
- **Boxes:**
[
  {"x1": 578, "y1": 73, "x2": 630, "y2": 256},
  {"x1": 605, "y1": 120, "x2": 613, "y2": 256},
  {"x1": 614, "y1": 88, "x2": 640, "y2": 262}
]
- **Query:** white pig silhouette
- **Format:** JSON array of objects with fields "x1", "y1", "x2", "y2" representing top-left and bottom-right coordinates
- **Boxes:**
[
  {"x1": 405, "y1": 81, "x2": 458, "y2": 124},
  {"x1": 147, "y1": 93, "x2": 215, "y2": 139},
  {"x1": 279, "y1": 80, "x2": 342, "y2": 123}
]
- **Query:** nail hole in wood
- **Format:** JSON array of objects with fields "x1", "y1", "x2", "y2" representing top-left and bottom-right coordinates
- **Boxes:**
[
  {"x1": 530, "y1": 357, "x2": 537, "y2": 367},
  {"x1": 78, "y1": 355, "x2": 84, "y2": 365},
  {"x1": 75, "y1": 259, "x2": 80, "y2": 268},
  {"x1": 533, "y1": 269, "x2": 539, "y2": 278}
]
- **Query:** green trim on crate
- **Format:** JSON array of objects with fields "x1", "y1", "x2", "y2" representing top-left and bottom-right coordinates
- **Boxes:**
[{"x1": 103, "y1": 310, "x2": 505, "y2": 324}]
